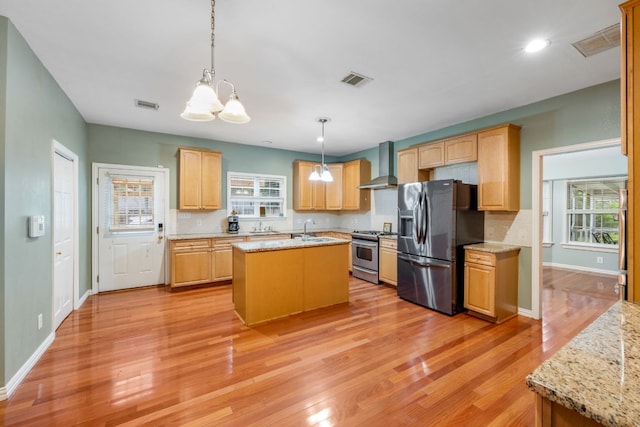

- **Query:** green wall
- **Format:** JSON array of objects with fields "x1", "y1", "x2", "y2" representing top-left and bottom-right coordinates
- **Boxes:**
[
  {"x1": 88, "y1": 125, "x2": 339, "y2": 209},
  {"x1": 1, "y1": 17, "x2": 89, "y2": 386}
]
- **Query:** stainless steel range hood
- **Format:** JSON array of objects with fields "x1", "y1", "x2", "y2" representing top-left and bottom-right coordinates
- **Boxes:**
[{"x1": 358, "y1": 141, "x2": 397, "y2": 189}]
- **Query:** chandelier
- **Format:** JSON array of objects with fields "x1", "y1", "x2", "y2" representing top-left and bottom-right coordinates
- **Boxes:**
[
  {"x1": 181, "y1": 0, "x2": 250, "y2": 123},
  {"x1": 309, "y1": 118, "x2": 333, "y2": 182}
]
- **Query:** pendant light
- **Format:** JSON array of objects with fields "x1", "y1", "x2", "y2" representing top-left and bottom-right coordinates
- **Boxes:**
[
  {"x1": 309, "y1": 118, "x2": 333, "y2": 182},
  {"x1": 181, "y1": 0, "x2": 250, "y2": 124}
]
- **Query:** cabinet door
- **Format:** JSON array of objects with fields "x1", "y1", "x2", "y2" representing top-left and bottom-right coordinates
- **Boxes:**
[
  {"x1": 418, "y1": 142, "x2": 445, "y2": 169},
  {"x1": 312, "y1": 180, "x2": 325, "y2": 210},
  {"x1": 379, "y1": 247, "x2": 397, "y2": 286},
  {"x1": 477, "y1": 124, "x2": 520, "y2": 211},
  {"x1": 201, "y1": 151, "x2": 222, "y2": 209},
  {"x1": 343, "y1": 159, "x2": 370, "y2": 210},
  {"x1": 212, "y1": 247, "x2": 233, "y2": 281},
  {"x1": 325, "y1": 163, "x2": 344, "y2": 210},
  {"x1": 172, "y1": 249, "x2": 211, "y2": 287},
  {"x1": 445, "y1": 134, "x2": 477, "y2": 164},
  {"x1": 398, "y1": 148, "x2": 418, "y2": 184},
  {"x1": 293, "y1": 161, "x2": 314, "y2": 210},
  {"x1": 179, "y1": 149, "x2": 202, "y2": 210},
  {"x1": 464, "y1": 262, "x2": 495, "y2": 316}
]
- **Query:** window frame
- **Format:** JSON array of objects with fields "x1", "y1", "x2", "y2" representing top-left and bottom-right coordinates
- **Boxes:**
[
  {"x1": 107, "y1": 175, "x2": 156, "y2": 233},
  {"x1": 563, "y1": 177, "x2": 625, "y2": 250},
  {"x1": 226, "y1": 171, "x2": 287, "y2": 219}
]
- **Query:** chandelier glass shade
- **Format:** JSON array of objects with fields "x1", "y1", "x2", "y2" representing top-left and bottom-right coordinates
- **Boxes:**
[
  {"x1": 309, "y1": 118, "x2": 333, "y2": 182},
  {"x1": 181, "y1": 0, "x2": 250, "y2": 124}
]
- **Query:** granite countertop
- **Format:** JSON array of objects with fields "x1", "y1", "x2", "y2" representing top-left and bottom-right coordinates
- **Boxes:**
[
  {"x1": 526, "y1": 301, "x2": 640, "y2": 427},
  {"x1": 167, "y1": 228, "x2": 354, "y2": 241},
  {"x1": 463, "y1": 242, "x2": 521, "y2": 254},
  {"x1": 233, "y1": 236, "x2": 350, "y2": 253},
  {"x1": 379, "y1": 234, "x2": 398, "y2": 240}
]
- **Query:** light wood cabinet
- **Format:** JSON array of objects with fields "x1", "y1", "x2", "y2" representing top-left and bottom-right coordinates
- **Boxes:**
[
  {"x1": 325, "y1": 163, "x2": 344, "y2": 210},
  {"x1": 397, "y1": 147, "x2": 430, "y2": 184},
  {"x1": 343, "y1": 159, "x2": 371, "y2": 210},
  {"x1": 293, "y1": 159, "x2": 370, "y2": 211},
  {"x1": 477, "y1": 124, "x2": 521, "y2": 211},
  {"x1": 444, "y1": 134, "x2": 477, "y2": 164},
  {"x1": 292, "y1": 160, "x2": 325, "y2": 210},
  {"x1": 621, "y1": 0, "x2": 640, "y2": 303},
  {"x1": 379, "y1": 238, "x2": 397, "y2": 286},
  {"x1": 464, "y1": 247, "x2": 520, "y2": 323},
  {"x1": 316, "y1": 231, "x2": 352, "y2": 271},
  {"x1": 211, "y1": 237, "x2": 244, "y2": 282},
  {"x1": 418, "y1": 141, "x2": 445, "y2": 169},
  {"x1": 178, "y1": 148, "x2": 222, "y2": 210},
  {"x1": 170, "y1": 239, "x2": 212, "y2": 287}
]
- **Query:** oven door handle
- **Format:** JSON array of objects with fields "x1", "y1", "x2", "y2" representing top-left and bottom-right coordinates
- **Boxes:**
[
  {"x1": 398, "y1": 253, "x2": 451, "y2": 269},
  {"x1": 353, "y1": 240, "x2": 378, "y2": 248}
]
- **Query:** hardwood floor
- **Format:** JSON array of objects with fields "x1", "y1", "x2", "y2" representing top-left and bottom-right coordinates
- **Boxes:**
[{"x1": 1, "y1": 271, "x2": 617, "y2": 426}]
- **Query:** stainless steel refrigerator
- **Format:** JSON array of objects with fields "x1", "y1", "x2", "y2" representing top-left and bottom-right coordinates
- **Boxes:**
[{"x1": 397, "y1": 180, "x2": 484, "y2": 315}]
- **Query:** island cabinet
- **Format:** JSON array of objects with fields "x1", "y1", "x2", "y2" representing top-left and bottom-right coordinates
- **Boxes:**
[
  {"x1": 477, "y1": 124, "x2": 521, "y2": 211},
  {"x1": 342, "y1": 159, "x2": 371, "y2": 210},
  {"x1": 463, "y1": 244, "x2": 520, "y2": 323},
  {"x1": 178, "y1": 148, "x2": 222, "y2": 210},
  {"x1": 378, "y1": 237, "x2": 397, "y2": 286},
  {"x1": 211, "y1": 237, "x2": 245, "y2": 281},
  {"x1": 316, "y1": 231, "x2": 352, "y2": 271}
]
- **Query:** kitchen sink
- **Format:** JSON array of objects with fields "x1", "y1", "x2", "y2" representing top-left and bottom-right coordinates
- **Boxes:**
[{"x1": 249, "y1": 230, "x2": 279, "y2": 234}]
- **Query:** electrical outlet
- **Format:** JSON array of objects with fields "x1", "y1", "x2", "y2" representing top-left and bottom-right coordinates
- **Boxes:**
[
  {"x1": 37, "y1": 313, "x2": 43, "y2": 330},
  {"x1": 596, "y1": 256, "x2": 604, "y2": 264},
  {"x1": 178, "y1": 212, "x2": 191, "y2": 220},
  {"x1": 197, "y1": 219, "x2": 202, "y2": 227}
]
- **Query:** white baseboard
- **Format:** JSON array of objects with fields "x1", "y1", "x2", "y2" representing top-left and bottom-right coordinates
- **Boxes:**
[
  {"x1": 518, "y1": 307, "x2": 535, "y2": 319},
  {"x1": 78, "y1": 288, "x2": 91, "y2": 308},
  {"x1": 0, "y1": 331, "x2": 55, "y2": 400},
  {"x1": 543, "y1": 262, "x2": 617, "y2": 276}
]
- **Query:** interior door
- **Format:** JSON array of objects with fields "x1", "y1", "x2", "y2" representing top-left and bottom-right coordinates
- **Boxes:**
[
  {"x1": 96, "y1": 166, "x2": 167, "y2": 292},
  {"x1": 53, "y1": 152, "x2": 74, "y2": 329}
]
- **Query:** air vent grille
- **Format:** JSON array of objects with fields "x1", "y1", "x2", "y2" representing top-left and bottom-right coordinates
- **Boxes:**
[
  {"x1": 341, "y1": 72, "x2": 373, "y2": 88},
  {"x1": 134, "y1": 99, "x2": 160, "y2": 110},
  {"x1": 572, "y1": 23, "x2": 620, "y2": 58}
]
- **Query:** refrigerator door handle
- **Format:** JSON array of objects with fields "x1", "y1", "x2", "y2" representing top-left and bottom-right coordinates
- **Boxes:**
[
  {"x1": 422, "y1": 189, "x2": 429, "y2": 245},
  {"x1": 398, "y1": 253, "x2": 451, "y2": 269}
]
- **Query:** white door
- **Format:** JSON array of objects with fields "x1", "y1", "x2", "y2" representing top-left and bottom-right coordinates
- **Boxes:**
[
  {"x1": 96, "y1": 166, "x2": 167, "y2": 292},
  {"x1": 53, "y1": 152, "x2": 74, "y2": 329}
]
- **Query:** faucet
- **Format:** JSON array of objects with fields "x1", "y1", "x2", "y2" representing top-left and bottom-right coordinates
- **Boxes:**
[
  {"x1": 258, "y1": 220, "x2": 263, "y2": 231},
  {"x1": 303, "y1": 219, "x2": 315, "y2": 241}
]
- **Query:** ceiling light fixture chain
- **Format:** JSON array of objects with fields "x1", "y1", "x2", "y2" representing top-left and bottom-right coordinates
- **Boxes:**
[{"x1": 181, "y1": 0, "x2": 250, "y2": 124}]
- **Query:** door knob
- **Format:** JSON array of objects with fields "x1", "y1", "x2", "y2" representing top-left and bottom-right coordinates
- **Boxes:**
[{"x1": 56, "y1": 251, "x2": 62, "y2": 255}]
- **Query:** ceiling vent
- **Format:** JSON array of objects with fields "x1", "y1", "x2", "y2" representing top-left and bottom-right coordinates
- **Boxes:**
[
  {"x1": 572, "y1": 23, "x2": 620, "y2": 58},
  {"x1": 341, "y1": 71, "x2": 373, "y2": 88},
  {"x1": 134, "y1": 99, "x2": 160, "y2": 110}
]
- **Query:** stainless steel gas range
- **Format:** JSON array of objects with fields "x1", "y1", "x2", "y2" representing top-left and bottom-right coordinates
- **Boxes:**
[{"x1": 351, "y1": 230, "x2": 396, "y2": 284}]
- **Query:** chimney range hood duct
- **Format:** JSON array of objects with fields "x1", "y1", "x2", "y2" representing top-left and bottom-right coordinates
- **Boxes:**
[{"x1": 358, "y1": 141, "x2": 397, "y2": 189}]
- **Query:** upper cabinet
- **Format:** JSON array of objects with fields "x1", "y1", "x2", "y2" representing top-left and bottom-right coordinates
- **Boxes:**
[
  {"x1": 477, "y1": 124, "x2": 521, "y2": 211},
  {"x1": 292, "y1": 159, "x2": 371, "y2": 211},
  {"x1": 398, "y1": 147, "x2": 430, "y2": 184},
  {"x1": 418, "y1": 142, "x2": 445, "y2": 169},
  {"x1": 444, "y1": 134, "x2": 477, "y2": 164},
  {"x1": 178, "y1": 148, "x2": 222, "y2": 210},
  {"x1": 343, "y1": 159, "x2": 371, "y2": 211}
]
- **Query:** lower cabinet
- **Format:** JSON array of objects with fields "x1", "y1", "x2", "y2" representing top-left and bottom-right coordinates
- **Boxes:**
[
  {"x1": 211, "y1": 237, "x2": 245, "y2": 281},
  {"x1": 170, "y1": 239, "x2": 212, "y2": 287},
  {"x1": 316, "y1": 231, "x2": 352, "y2": 271},
  {"x1": 463, "y1": 245, "x2": 520, "y2": 323},
  {"x1": 379, "y1": 238, "x2": 397, "y2": 286}
]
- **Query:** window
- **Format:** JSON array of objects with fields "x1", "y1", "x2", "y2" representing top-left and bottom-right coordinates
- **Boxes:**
[
  {"x1": 109, "y1": 176, "x2": 155, "y2": 231},
  {"x1": 227, "y1": 172, "x2": 286, "y2": 218},
  {"x1": 542, "y1": 180, "x2": 552, "y2": 245},
  {"x1": 566, "y1": 178, "x2": 626, "y2": 247}
]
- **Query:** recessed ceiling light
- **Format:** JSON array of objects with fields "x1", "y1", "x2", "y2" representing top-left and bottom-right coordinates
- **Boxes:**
[{"x1": 524, "y1": 38, "x2": 551, "y2": 53}]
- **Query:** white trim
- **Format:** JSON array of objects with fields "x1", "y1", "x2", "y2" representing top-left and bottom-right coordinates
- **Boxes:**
[
  {"x1": 227, "y1": 171, "x2": 288, "y2": 219},
  {"x1": 518, "y1": 307, "x2": 534, "y2": 319},
  {"x1": 532, "y1": 137, "x2": 621, "y2": 320},
  {"x1": 559, "y1": 243, "x2": 618, "y2": 253},
  {"x1": 52, "y1": 141, "x2": 80, "y2": 313},
  {"x1": 543, "y1": 262, "x2": 618, "y2": 276},
  {"x1": 91, "y1": 163, "x2": 170, "y2": 294},
  {"x1": 0, "y1": 332, "x2": 55, "y2": 400},
  {"x1": 78, "y1": 289, "x2": 91, "y2": 307}
]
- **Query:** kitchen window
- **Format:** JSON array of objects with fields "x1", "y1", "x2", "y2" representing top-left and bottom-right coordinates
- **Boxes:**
[
  {"x1": 565, "y1": 178, "x2": 625, "y2": 248},
  {"x1": 227, "y1": 172, "x2": 286, "y2": 218}
]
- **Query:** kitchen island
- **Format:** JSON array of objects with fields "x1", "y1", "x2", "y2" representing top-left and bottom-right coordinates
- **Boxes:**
[
  {"x1": 232, "y1": 237, "x2": 350, "y2": 325},
  {"x1": 526, "y1": 301, "x2": 640, "y2": 427}
]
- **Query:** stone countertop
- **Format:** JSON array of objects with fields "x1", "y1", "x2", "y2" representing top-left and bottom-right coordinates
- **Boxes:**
[
  {"x1": 167, "y1": 228, "x2": 355, "y2": 241},
  {"x1": 379, "y1": 234, "x2": 398, "y2": 240},
  {"x1": 525, "y1": 301, "x2": 640, "y2": 427},
  {"x1": 233, "y1": 237, "x2": 350, "y2": 253},
  {"x1": 463, "y1": 242, "x2": 521, "y2": 254}
]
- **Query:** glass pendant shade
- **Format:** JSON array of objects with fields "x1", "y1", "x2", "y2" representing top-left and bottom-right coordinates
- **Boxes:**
[
  {"x1": 308, "y1": 166, "x2": 322, "y2": 181},
  {"x1": 218, "y1": 93, "x2": 251, "y2": 124},
  {"x1": 320, "y1": 164, "x2": 333, "y2": 182},
  {"x1": 180, "y1": 102, "x2": 215, "y2": 121}
]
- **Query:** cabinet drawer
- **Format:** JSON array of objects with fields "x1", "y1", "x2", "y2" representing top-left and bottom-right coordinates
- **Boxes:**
[
  {"x1": 465, "y1": 250, "x2": 495, "y2": 266},
  {"x1": 172, "y1": 239, "x2": 211, "y2": 250},
  {"x1": 212, "y1": 237, "x2": 244, "y2": 248},
  {"x1": 379, "y1": 238, "x2": 397, "y2": 250}
]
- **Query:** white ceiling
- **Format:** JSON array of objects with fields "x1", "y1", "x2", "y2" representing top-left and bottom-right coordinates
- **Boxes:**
[{"x1": 0, "y1": 0, "x2": 622, "y2": 156}]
